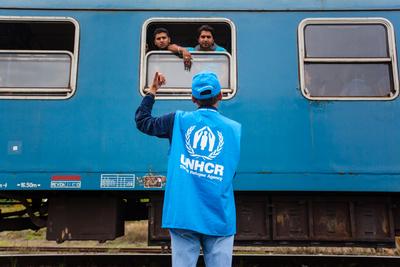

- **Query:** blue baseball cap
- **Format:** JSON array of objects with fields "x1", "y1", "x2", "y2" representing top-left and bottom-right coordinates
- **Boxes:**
[{"x1": 191, "y1": 71, "x2": 221, "y2": 100}]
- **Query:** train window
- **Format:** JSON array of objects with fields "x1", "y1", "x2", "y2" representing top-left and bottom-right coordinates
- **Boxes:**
[
  {"x1": 0, "y1": 17, "x2": 79, "y2": 99},
  {"x1": 0, "y1": 53, "x2": 71, "y2": 88},
  {"x1": 146, "y1": 52, "x2": 231, "y2": 96},
  {"x1": 298, "y1": 18, "x2": 399, "y2": 100},
  {"x1": 305, "y1": 24, "x2": 388, "y2": 58},
  {"x1": 140, "y1": 18, "x2": 236, "y2": 99}
]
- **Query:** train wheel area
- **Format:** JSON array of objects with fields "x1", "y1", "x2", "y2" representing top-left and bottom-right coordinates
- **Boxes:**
[
  {"x1": 149, "y1": 192, "x2": 400, "y2": 247},
  {"x1": 2, "y1": 192, "x2": 400, "y2": 248}
]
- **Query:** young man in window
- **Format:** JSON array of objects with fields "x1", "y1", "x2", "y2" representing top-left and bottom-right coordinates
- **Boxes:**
[
  {"x1": 135, "y1": 72, "x2": 241, "y2": 267},
  {"x1": 152, "y1": 28, "x2": 192, "y2": 70},
  {"x1": 188, "y1": 25, "x2": 226, "y2": 52}
]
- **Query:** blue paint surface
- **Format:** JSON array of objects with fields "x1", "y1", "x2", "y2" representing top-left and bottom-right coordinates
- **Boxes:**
[
  {"x1": 0, "y1": 0, "x2": 399, "y2": 10},
  {"x1": 1, "y1": 172, "x2": 400, "y2": 192},
  {"x1": 0, "y1": 8, "x2": 400, "y2": 192}
]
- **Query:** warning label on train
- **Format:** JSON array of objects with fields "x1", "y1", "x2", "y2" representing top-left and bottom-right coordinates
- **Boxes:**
[
  {"x1": 50, "y1": 175, "x2": 81, "y2": 189},
  {"x1": 100, "y1": 174, "x2": 135, "y2": 189}
]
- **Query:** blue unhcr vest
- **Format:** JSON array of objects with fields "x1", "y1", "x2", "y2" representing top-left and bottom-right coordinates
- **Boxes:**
[{"x1": 162, "y1": 108, "x2": 241, "y2": 236}]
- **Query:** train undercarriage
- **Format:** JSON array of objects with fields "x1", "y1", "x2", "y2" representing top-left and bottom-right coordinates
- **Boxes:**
[{"x1": 1, "y1": 192, "x2": 399, "y2": 247}]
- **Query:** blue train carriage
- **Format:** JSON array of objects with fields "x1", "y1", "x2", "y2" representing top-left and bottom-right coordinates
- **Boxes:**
[{"x1": 0, "y1": 0, "x2": 399, "y2": 245}]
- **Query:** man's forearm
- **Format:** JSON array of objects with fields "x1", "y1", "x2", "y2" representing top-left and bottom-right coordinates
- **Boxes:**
[
  {"x1": 135, "y1": 94, "x2": 156, "y2": 133},
  {"x1": 135, "y1": 95, "x2": 175, "y2": 140},
  {"x1": 167, "y1": 44, "x2": 182, "y2": 54}
]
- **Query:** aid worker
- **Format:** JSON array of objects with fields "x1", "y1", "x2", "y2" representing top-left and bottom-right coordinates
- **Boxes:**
[{"x1": 135, "y1": 71, "x2": 241, "y2": 267}]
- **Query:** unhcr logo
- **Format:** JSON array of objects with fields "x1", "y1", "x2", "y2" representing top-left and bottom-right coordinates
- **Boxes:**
[
  {"x1": 185, "y1": 125, "x2": 224, "y2": 160},
  {"x1": 180, "y1": 125, "x2": 225, "y2": 180}
]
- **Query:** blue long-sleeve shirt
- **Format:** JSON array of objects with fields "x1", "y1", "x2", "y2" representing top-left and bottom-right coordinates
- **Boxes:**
[
  {"x1": 135, "y1": 95, "x2": 175, "y2": 142},
  {"x1": 135, "y1": 95, "x2": 218, "y2": 142}
]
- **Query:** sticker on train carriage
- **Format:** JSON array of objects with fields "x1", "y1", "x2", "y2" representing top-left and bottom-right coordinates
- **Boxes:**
[
  {"x1": 100, "y1": 174, "x2": 135, "y2": 189},
  {"x1": 142, "y1": 175, "x2": 166, "y2": 188},
  {"x1": 0, "y1": 182, "x2": 8, "y2": 189},
  {"x1": 50, "y1": 175, "x2": 81, "y2": 189}
]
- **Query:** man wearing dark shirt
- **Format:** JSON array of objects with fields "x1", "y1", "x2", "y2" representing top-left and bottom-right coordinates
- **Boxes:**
[{"x1": 152, "y1": 28, "x2": 192, "y2": 70}]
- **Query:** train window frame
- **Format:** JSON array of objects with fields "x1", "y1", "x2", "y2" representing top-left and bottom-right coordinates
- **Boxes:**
[
  {"x1": 140, "y1": 17, "x2": 237, "y2": 100},
  {"x1": 0, "y1": 16, "x2": 80, "y2": 100},
  {"x1": 298, "y1": 18, "x2": 399, "y2": 101}
]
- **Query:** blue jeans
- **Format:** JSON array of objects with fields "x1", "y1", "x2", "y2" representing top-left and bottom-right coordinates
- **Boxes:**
[{"x1": 169, "y1": 229, "x2": 234, "y2": 267}]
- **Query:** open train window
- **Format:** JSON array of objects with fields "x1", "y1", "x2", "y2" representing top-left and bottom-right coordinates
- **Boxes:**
[
  {"x1": 0, "y1": 16, "x2": 79, "y2": 99},
  {"x1": 298, "y1": 18, "x2": 399, "y2": 100},
  {"x1": 140, "y1": 18, "x2": 236, "y2": 100}
]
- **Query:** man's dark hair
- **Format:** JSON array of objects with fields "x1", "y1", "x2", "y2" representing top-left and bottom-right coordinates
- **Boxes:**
[
  {"x1": 153, "y1": 28, "x2": 170, "y2": 38},
  {"x1": 194, "y1": 95, "x2": 220, "y2": 108},
  {"x1": 197, "y1": 25, "x2": 214, "y2": 38}
]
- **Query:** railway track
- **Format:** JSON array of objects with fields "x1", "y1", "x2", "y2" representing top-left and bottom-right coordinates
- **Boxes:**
[
  {"x1": 0, "y1": 247, "x2": 400, "y2": 267},
  {"x1": 0, "y1": 246, "x2": 167, "y2": 254}
]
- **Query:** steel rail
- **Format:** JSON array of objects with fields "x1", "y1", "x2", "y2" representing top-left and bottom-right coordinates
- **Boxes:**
[{"x1": 0, "y1": 252, "x2": 400, "y2": 267}]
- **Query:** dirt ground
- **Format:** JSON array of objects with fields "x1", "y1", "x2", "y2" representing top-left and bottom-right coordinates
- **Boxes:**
[
  {"x1": 0, "y1": 221, "x2": 148, "y2": 248},
  {"x1": 0, "y1": 220, "x2": 399, "y2": 256}
]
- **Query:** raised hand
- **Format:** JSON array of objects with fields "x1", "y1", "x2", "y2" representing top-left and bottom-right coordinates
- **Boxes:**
[{"x1": 149, "y1": 72, "x2": 166, "y2": 95}]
